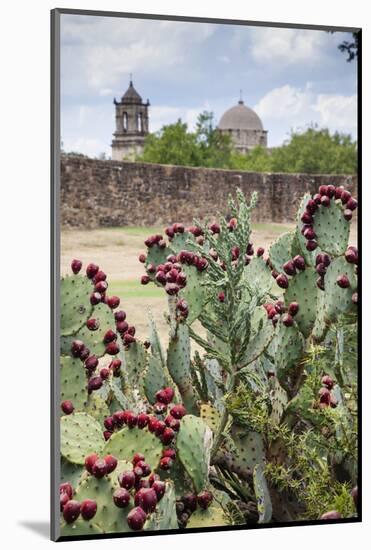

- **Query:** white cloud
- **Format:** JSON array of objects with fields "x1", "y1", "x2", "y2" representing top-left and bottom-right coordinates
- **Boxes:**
[
  {"x1": 61, "y1": 15, "x2": 215, "y2": 93},
  {"x1": 250, "y1": 28, "x2": 329, "y2": 65},
  {"x1": 254, "y1": 84, "x2": 357, "y2": 145}
]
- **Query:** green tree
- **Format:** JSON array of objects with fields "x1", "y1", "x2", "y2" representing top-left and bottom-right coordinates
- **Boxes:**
[
  {"x1": 139, "y1": 119, "x2": 201, "y2": 166},
  {"x1": 195, "y1": 111, "x2": 234, "y2": 168},
  {"x1": 231, "y1": 146, "x2": 273, "y2": 172},
  {"x1": 138, "y1": 113, "x2": 357, "y2": 175},
  {"x1": 270, "y1": 126, "x2": 357, "y2": 174}
]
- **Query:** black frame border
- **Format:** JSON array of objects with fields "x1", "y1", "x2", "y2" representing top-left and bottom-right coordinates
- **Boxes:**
[{"x1": 51, "y1": 7, "x2": 362, "y2": 542}]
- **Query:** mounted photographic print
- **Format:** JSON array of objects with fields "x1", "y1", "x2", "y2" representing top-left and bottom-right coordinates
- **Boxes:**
[{"x1": 51, "y1": 8, "x2": 361, "y2": 541}]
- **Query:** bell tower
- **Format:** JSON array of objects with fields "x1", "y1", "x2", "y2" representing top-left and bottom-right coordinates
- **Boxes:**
[{"x1": 111, "y1": 79, "x2": 150, "y2": 160}]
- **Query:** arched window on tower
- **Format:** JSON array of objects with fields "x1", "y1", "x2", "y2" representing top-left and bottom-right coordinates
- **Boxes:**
[
  {"x1": 137, "y1": 112, "x2": 143, "y2": 132},
  {"x1": 123, "y1": 112, "x2": 128, "y2": 132}
]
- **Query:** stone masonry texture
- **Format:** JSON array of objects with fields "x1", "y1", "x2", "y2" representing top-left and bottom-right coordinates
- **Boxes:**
[{"x1": 61, "y1": 155, "x2": 357, "y2": 229}]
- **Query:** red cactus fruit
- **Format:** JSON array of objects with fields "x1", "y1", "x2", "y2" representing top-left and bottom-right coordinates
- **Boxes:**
[
  {"x1": 104, "y1": 454, "x2": 118, "y2": 474},
  {"x1": 137, "y1": 413, "x2": 150, "y2": 429},
  {"x1": 336, "y1": 275, "x2": 350, "y2": 288},
  {"x1": 136, "y1": 461, "x2": 151, "y2": 477},
  {"x1": 118, "y1": 470, "x2": 136, "y2": 490},
  {"x1": 71, "y1": 259, "x2": 82, "y2": 274},
  {"x1": 134, "y1": 488, "x2": 157, "y2": 513},
  {"x1": 138, "y1": 253, "x2": 146, "y2": 263},
  {"x1": 288, "y1": 302, "x2": 299, "y2": 316},
  {"x1": 107, "y1": 296, "x2": 120, "y2": 309},
  {"x1": 256, "y1": 247, "x2": 265, "y2": 257},
  {"x1": 63, "y1": 500, "x2": 81, "y2": 524},
  {"x1": 132, "y1": 452, "x2": 145, "y2": 465},
  {"x1": 90, "y1": 292, "x2": 102, "y2": 305},
  {"x1": 86, "y1": 318, "x2": 99, "y2": 331},
  {"x1": 103, "y1": 329, "x2": 117, "y2": 344},
  {"x1": 60, "y1": 482, "x2": 74, "y2": 499},
  {"x1": 61, "y1": 400, "x2": 74, "y2": 415},
  {"x1": 170, "y1": 404, "x2": 186, "y2": 419},
  {"x1": 276, "y1": 273, "x2": 289, "y2": 289},
  {"x1": 197, "y1": 490, "x2": 213, "y2": 510},
  {"x1": 318, "y1": 185, "x2": 328, "y2": 196},
  {"x1": 105, "y1": 342, "x2": 120, "y2": 355},
  {"x1": 60, "y1": 492, "x2": 70, "y2": 511},
  {"x1": 80, "y1": 499, "x2": 97, "y2": 520},
  {"x1": 165, "y1": 415, "x2": 180, "y2": 431},
  {"x1": 114, "y1": 310, "x2": 126, "y2": 322},
  {"x1": 346, "y1": 197, "x2": 358, "y2": 211},
  {"x1": 183, "y1": 492, "x2": 197, "y2": 512},
  {"x1": 283, "y1": 260, "x2": 296, "y2": 276},
  {"x1": 152, "y1": 480, "x2": 166, "y2": 501},
  {"x1": 282, "y1": 313, "x2": 294, "y2": 327},
  {"x1": 86, "y1": 263, "x2": 99, "y2": 279},
  {"x1": 84, "y1": 453, "x2": 98, "y2": 474},
  {"x1": 159, "y1": 456, "x2": 173, "y2": 470},
  {"x1": 92, "y1": 458, "x2": 107, "y2": 478},
  {"x1": 293, "y1": 255, "x2": 306, "y2": 271},
  {"x1": 87, "y1": 375, "x2": 103, "y2": 393},
  {"x1": 320, "y1": 195, "x2": 331, "y2": 207},
  {"x1": 113, "y1": 488, "x2": 131, "y2": 508},
  {"x1": 127, "y1": 507, "x2": 147, "y2": 531},
  {"x1": 71, "y1": 339, "x2": 85, "y2": 358},
  {"x1": 141, "y1": 275, "x2": 150, "y2": 285},
  {"x1": 343, "y1": 209, "x2": 353, "y2": 221},
  {"x1": 321, "y1": 375, "x2": 334, "y2": 389},
  {"x1": 161, "y1": 427, "x2": 175, "y2": 445},
  {"x1": 218, "y1": 291, "x2": 225, "y2": 302}
]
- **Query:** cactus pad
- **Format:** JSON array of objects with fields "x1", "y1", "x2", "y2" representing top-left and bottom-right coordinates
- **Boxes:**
[
  {"x1": 124, "y1": 341, "x2": 147, "y2": 389},
  {"x1": 75, "y1": 460, "x2": 134, "y2": 534},
  {"x1": 179, "y1": 264, "x2": 208, "y2": 324},
  {"x1": 187, "y1": 500, "x2": 229, "y2": 528},
  {"x1": 200, "y1": 403, "x2": 221, "y2": 433},
  {"x1": 269, "y1": 378, "x2": 288, "y2": 426},
  {"x1": 239, "y1": 320, "x2": 274, "y2": 369},
  {"x1": 244, "y1": 256, "x2": 274, "y2": 294},
  {"x1": 145, "y1": 482, "x2": 178, "y2": 531},
  {"x1": 84, "y1": 394, "x2": 110, "y2": 425},
  {"x1": 68, "y1": 303, "x2": 117, "y2": 358},
  {"x1": 145, "y1": 244, "x2": 171, "y2": 273},
  {"x1": 284, "y1": 268, "x2": 318, "y2": 338},
  {"x1": 312, "y1": 288, "x2": 330, "y2": 343},
  {"x1": 144, "y1": 355, "x2": 169, "y2": 404},
  {"x1": 167, "y1": 323, "x2": 198, "y2": 415},
  {"x1": 103, "y1": 427, "x2": 162, "y2": 471},
  {"x1": 268, "y1": 232, "x2": 295, "y2": 274},
  {"x1": 60, "y1": 356, "x2": 88, "y2": 411},
  {"x1": 60, "y1": 457, "x2": 84, "y2": 488},
  {"x1": 176, "y1": 415, "x2": 212, "y2": 493},
  {"x1": 323, "y1": 257, "x2": 357, "y2": 321},
  {"x1": 60, "y1": 519, "x2": 103, "y2": 537},
  {"x1": 228, "y1": 427, "x2": 265, "y2": 471},
  {"x1": 60, "y1": 275, "x2": 93, "y2": 336},
  {"x1": 60, "y1": 412, "x2": 105, "y2": 465},
  {"x1": 253, "y1": 464, "x2": 273, "y2": 523},
  {"x1": 270, "y1": 321, "x2": 305, "y2": 376},
  {"x1": 313, "y1": 199, "x2": 350, "y2": 256}
]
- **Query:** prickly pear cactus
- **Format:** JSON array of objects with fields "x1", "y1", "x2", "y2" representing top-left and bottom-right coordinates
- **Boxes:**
[{"x1": 59, "y1": 183, "x2": 358, "y2": 537}]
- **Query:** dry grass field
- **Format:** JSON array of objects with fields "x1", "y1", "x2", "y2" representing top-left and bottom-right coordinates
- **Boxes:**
[{"x1": 61, "y1": 222, "x2": 357, "y2": 347}]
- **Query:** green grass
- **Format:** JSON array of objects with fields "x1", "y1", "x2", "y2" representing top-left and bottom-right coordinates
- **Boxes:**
[
  {"x1": 251, "y1": 222, "x2": 293, "y2": 234},
  {"x1": 102, "y1": 226, "x2": 164, "y2": 236},
  {"x1": 109, "y1": 279, "x2": 163, "y2": 299},
  {"x1": 102, "y1": 223, "x2": 293, "y2": 236}
]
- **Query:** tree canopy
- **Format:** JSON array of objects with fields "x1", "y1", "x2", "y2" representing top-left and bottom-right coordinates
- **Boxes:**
[{"x1": 137, "y1": 112, "x2": 357, "y2": 175}]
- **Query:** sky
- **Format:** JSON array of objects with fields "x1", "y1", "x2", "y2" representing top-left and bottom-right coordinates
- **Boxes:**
[{"x1": 60, "y1": 14, "x2": 358, "y2": 158}]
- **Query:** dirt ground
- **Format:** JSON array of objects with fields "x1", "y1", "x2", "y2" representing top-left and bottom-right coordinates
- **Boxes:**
[{"x1": 61, "y1": 223, "x2": 357, "y2": 348}]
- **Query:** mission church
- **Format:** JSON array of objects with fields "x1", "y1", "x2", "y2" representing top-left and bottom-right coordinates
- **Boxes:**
[{"x1": 111, "y1": 80, "x2": 267, "y2": 161}]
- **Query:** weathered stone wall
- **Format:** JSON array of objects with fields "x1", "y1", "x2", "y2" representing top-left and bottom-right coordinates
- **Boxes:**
[{"x1": 61, "y1": 155, "x2": 357, "y2": 228}]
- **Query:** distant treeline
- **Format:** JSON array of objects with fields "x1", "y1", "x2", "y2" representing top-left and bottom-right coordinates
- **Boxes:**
[{"x1": 136, "y1": 111, "x2": 357, "y2": 175}]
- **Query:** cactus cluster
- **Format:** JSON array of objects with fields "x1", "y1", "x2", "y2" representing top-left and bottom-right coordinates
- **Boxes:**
[{"x1": 59, "y1": 184, "x2": 358, "y2": 537}]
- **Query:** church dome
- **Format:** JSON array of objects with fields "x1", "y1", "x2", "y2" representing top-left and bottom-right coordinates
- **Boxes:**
[
  {"x1": 218, "y1": 100, "x2": 263, "y2": 131},
  {"x1": 121, "y1": 80, "x2": 142, "y2": 103}
]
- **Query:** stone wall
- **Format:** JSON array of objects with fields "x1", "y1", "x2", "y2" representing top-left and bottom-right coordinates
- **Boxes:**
[{"x1": 61, "y1": 155, "x2": 357, "y2": 229}]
